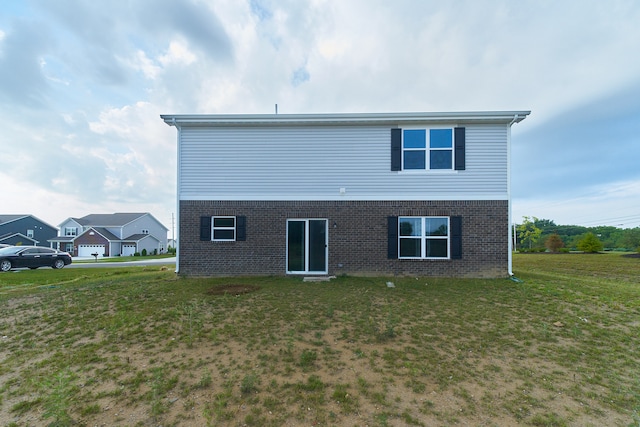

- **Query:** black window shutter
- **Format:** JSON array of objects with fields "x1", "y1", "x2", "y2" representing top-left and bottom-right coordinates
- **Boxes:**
[
  {"x1": 236, "y1": 216, "x2": 246, "y2": 241},
  {"x1": 454, "y1": 127, "x2": 465, "y2": 171},
  {"x1": 200, "y1": 216, "x2": 212, "y2": 241},
  {"x1": 387, "y1": 216, "x2": 399, "y2": 259},
  {"x1": 450, "y1": 216, "x2": 462, "y2": 259},
  {"x1": 391, "y1": 128, "x2": 402, "y2": 171}
]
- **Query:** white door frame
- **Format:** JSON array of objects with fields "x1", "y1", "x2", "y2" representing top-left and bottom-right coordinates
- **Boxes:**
[{"x1": 286, "y1": 218, "x2": 328, "y2": 274}]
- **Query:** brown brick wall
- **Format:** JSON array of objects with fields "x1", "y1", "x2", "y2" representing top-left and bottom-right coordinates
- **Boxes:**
[{"x1": 179, "y1": 200, "x2": 509, "y2": 278}]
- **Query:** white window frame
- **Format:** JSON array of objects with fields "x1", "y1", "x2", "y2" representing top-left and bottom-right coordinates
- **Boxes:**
[
  {"x1": 26, "y1": 229, "x2": 34, "y2": 238},
  {"x1": 398, "y1": 216, "x2": 450, "y2": 259},
  {"x1": 212, "y1": 216, "x2": 236, "y2": 242},
  {"x1": 64, "y1": 227, "x2": 77, "y2": 236},
  {"x1": 401, "y1": 127, "x2": 454, "y2": 171}
]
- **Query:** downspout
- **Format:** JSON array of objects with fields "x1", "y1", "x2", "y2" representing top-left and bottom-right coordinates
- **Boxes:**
[
  {"x1": 507, "y1": 114, "x2": 519, "y2": 277},
  {"x1": 172, "y1": 117, "x2": 181, "y2": 275}
]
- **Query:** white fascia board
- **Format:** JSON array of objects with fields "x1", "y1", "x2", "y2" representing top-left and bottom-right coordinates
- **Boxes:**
[
  {"x1": 179, "y1": 194, "x2": 509, "y2": 201},
  {"x1": 162, "y1": 111, "x2": 531, "y2": 127}
]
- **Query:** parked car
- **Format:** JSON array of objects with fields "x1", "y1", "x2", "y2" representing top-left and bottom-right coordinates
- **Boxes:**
[
  {"x1": 0, "y1": 246, "x2": 72, "y2": 271},
  {"x1": 0, "y1": 244, "x2": 10, "y2": 249}
]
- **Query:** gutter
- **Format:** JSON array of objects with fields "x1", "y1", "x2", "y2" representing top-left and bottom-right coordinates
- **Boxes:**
[
  {"x1": 171, "y1": 117, "x2": 181, "y2": 274},
  {"x1": 507, "y1": 114, "x2": 519, "y2": 277}
]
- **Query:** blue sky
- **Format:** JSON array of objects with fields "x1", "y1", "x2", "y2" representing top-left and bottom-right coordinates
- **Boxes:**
[{"x1": 1, "y1": 0, "x2": 639, "y2": 230}]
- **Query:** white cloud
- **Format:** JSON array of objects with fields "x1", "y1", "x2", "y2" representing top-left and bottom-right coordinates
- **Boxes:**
[{"x1": 159, "y1": 40, "x2": 197, "y2": 66}]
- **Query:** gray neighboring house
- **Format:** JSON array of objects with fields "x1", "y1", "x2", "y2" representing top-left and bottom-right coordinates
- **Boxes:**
[
  {"x1": 0, "y1": 214, "x2": 58, "y2": 246},
  {"x1": 162, "y1": 111, "x2": 530, "y2": 278},
  {"x1": 49, "y1": 213, "x2": 168, "y2": 257}
]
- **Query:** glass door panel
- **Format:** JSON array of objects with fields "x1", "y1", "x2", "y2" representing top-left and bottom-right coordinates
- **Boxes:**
[
  {"x1": 287, "y1": 220, "x2": 305, "y2": 272},
  {"x1": 308, "y1": 220, "x2": 327, "y2": 272}
]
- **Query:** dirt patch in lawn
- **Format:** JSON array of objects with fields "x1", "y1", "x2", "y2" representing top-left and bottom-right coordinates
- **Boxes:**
[{"x1": 205, "y1": 284, "x2": 260, "y2": 296}]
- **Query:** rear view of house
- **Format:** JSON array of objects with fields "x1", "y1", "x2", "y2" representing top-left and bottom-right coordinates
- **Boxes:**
[{"x1": 162, "y1": 111, "x2": 529, "y2": 278}]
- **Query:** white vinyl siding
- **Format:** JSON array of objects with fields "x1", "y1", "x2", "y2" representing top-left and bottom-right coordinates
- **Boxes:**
[{"x1": 178, "y1": 124, "x2": 508, "y2": 201}]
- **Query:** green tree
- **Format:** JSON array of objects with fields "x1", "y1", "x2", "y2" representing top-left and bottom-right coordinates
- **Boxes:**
[
  {"x1": 517, "y1": 216, "x2": 542, "y2": 250},
  {"x1": 620, "y1": 227, "x2": 640, "y2": 251},
  {"x1": 577, "y1": 232, "x2": 603, "y2": 253},
  {"x1": 545, "y1": 234, "x2": 564, "y2": 253}
]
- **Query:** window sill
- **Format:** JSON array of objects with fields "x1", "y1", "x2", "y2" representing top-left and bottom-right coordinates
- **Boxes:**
[{"x1": 396, "y1": 170, "x2": 459, "y2": 174}]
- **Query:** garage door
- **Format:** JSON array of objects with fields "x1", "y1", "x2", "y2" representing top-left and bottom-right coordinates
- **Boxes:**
[
  {"x1": 122, "y1": 244, "x2": 136, "y2": 256},
  {"x1": 78, "y1": 244, "x2": 105, "y2": 257}
]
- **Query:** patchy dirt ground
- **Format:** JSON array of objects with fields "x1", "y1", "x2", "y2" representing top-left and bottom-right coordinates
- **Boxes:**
[{"x1": 1, "y1": 265, "x2": 638, "y2": 426}]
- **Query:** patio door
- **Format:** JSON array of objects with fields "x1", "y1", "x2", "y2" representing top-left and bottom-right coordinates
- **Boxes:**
[{"x1": 287, "y1": 219, "x2": 327, "y2": 274}]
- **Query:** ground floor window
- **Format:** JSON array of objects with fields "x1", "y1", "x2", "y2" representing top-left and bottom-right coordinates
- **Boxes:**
[
  {"x1": 399, "y1": 216, "x2": 450, "y2": 259},
  {"x1": 200, "y1": 215, "x2": 246, "y2": 242},
  {"x1": 212, "y1": 216, "x2": 236, "y2": 241}
]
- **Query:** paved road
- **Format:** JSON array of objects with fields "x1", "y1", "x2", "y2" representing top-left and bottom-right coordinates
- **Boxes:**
[{"x1": 66, "y1": 257, "x2": 176, "y2": 269}]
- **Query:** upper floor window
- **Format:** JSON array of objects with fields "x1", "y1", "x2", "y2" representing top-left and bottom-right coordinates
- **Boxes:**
[
  {"x1": 26, "y1": 229, "x2": 34, "y2": 238},
  {"x1": 64, "y1": 227, "x2": 77, "y2": 236},
  {"x1": 141, "y1": 229, "x2": 149, "y2": 234},
  {"x1": 403, "y1": 128, "x2": 453, "y2": 170},
  {"x1": 391, "y1": 127, "x2": 465, "y2": 172}
]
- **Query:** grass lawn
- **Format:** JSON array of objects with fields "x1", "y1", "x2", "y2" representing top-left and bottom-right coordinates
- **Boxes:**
[{"x1": 0, "y1": 253, "x2": 638, "y2": 426}]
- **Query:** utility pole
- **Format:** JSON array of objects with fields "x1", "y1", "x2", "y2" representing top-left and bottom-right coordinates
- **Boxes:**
[{"x1": 171, "y1": 213, "x2": 175, "y2": 244}]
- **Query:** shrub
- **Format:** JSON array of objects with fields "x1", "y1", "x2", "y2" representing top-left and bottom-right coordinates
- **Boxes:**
[
  {"x1": 134, "y1": 252, "x2": 140, "y2": 257},
  {"x1": 545, "y1": 234, "x2": 564, "y2": 253},
  {"x1": 577, "y1": 232, "x2": 604, "y2": 253},
  {"x1": 141, "y1": 249, "x2": 147, "y2": 256}
]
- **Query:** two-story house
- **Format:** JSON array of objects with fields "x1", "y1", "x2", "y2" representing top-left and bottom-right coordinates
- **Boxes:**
[
  {"x1": 161, "y1": 111, "x2": 529, "y2": 278},
  {"x1": 50, "y1": 213, "x2": 168, "y2": 257},
  {"x1": 0, "y1": 215, "x2": 58, "y2": 246}
]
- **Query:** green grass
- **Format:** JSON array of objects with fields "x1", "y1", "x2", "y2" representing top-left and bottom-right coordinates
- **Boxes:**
[{"x1": 0, "y1": 254, "x2": 638, "y2": 426}]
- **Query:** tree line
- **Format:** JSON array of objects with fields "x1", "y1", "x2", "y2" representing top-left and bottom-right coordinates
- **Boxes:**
[{"x1": 515, "y1": 216, "x2": 640, "y2": 253}]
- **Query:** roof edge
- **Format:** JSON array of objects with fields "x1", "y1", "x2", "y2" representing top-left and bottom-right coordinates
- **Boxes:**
[{"x1": 161, "y1": 111, "x2": 531, "y2": 127}]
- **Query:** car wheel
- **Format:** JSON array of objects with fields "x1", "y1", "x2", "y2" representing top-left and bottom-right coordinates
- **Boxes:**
[
  {"x1": 0, "y1": 260, "x2": 11, "y2": 272},
  {"x1": 53, "y1": 259, "x2": 66, "y2": 269}
]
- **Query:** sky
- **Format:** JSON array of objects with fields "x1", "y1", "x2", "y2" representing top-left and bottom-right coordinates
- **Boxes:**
[{"x1": 1, "y1": 0, "x2": 639, "y2": 233}]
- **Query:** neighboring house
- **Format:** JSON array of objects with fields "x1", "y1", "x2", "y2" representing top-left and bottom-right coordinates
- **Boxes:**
[
  {"x1": 0, "y1": 215, "x2": 57, "y2": 246},
  {"x1": 49, "y1": 213, "x2": 168, "y2": 257},
  {"x1": 161, "y1": 111, "x2": 530, "y2": 278}
]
